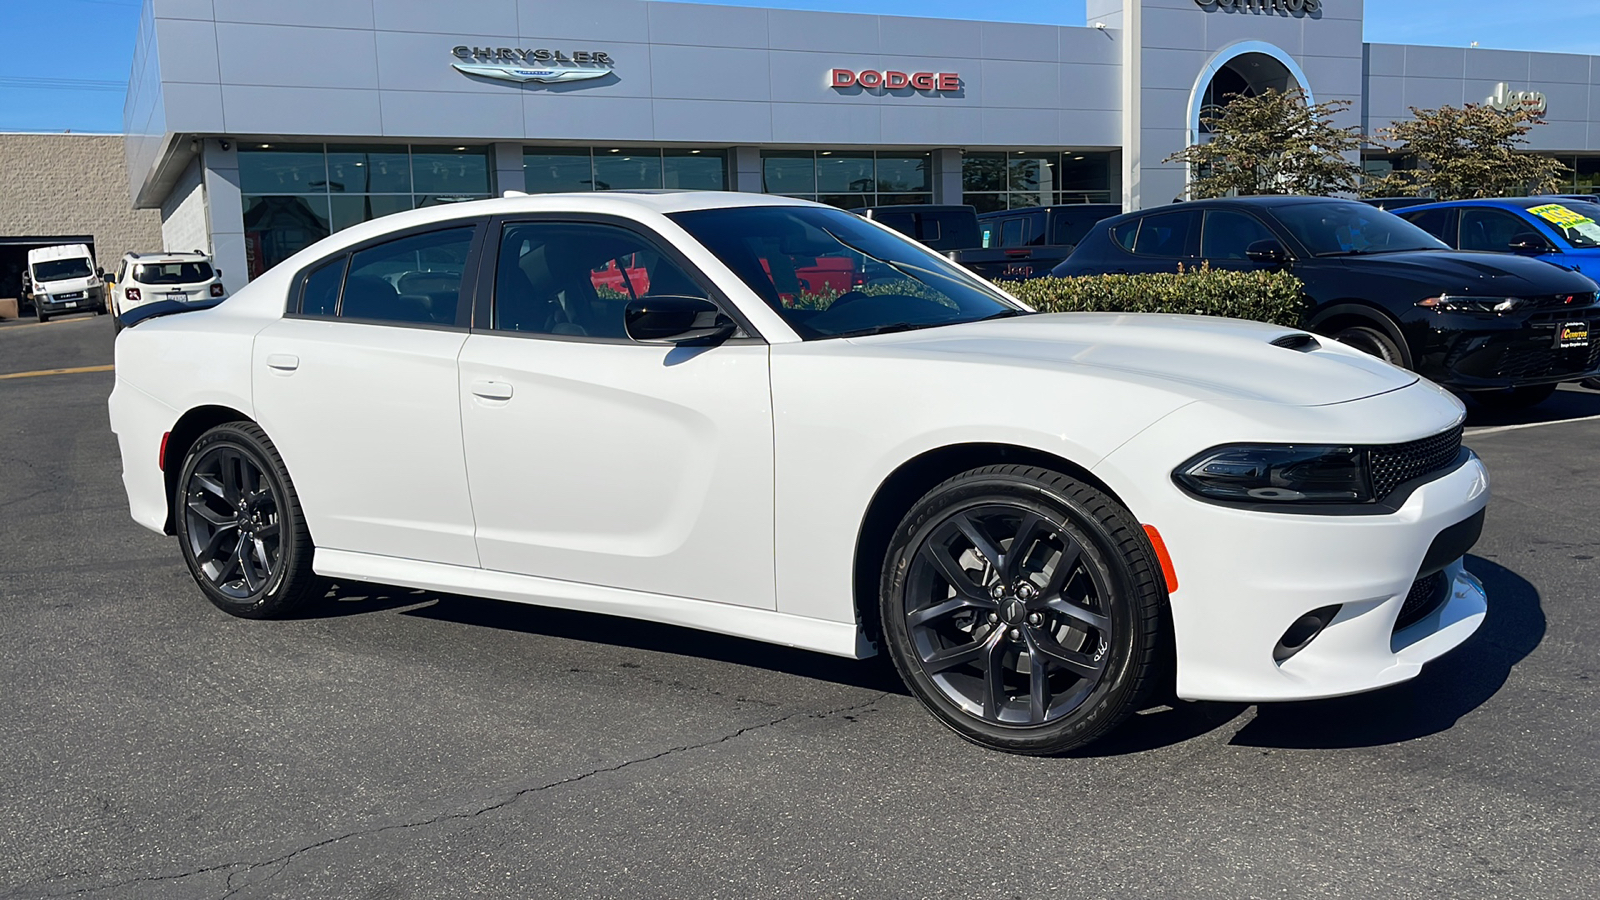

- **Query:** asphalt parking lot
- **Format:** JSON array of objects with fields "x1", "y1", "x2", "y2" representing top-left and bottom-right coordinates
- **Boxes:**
[{"x1": 2, "y1": 312, "x2": 1598, "y2": 900}]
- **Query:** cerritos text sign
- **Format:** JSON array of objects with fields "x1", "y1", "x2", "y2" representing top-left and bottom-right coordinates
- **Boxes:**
[
  {"x1": 451, "y1": 45, "x2": 614, "y2": 84},
  {"x1": 1195, "y1": 0, "x2": 1323, "y2": 13},
  {"x1": 830, "y1": 69, "x2": 960, "y2": 92}
]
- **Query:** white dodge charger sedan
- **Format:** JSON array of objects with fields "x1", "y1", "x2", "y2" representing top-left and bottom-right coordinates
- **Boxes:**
[{"x1": 109, "y1": 192, "x2": 1489, "y2": 754}]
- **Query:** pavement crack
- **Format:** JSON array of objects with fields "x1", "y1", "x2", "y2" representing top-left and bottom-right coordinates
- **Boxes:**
[{"x1": 2, "y1": 692, "x2": 889, "y2": 900}]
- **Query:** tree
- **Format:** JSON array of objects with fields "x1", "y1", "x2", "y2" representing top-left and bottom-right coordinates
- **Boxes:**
[
  {"x1": 1165, "y1": 88, "x2": 1364, "y2": 199},
  {"x1": 1363, "y1": 103, "x2": 1568, "y2": 199}
]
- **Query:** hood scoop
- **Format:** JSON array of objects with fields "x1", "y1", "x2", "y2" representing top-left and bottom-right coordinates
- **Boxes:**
[{"x1": 1270, "y1": 332, "x2": 1321, "y2": 352}]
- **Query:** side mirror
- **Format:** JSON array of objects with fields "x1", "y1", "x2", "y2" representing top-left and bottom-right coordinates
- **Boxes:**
[
  {"x1": 215, "y1": 268, "x2": 223, "y2": 278},
  {"x1": 624, "y1": 295, "x2": 737, "y2": 345},
  {"x1": 1245, "y1": 239, "x2": 1289, "y2": 266},
  {"x1": 1508, "y1": 232, "x2": 1550, "y2": 254},
  {"x1": 95, "y1": 266, "x2": 105, "y2": 278}
]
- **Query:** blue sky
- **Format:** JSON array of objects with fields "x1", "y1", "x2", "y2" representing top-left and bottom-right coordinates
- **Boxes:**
[{"x1": 2, "y1": 0, "x2": 1598, "y2": 132}]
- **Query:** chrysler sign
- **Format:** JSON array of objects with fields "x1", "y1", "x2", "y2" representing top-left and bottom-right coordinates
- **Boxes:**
[{"x1": 451, "y1": 45, "x2": 614, "y2": 84}]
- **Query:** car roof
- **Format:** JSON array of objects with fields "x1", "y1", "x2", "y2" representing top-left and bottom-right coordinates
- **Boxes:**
[
  {"x1": 977, "y1": 204, "x2": 1120, "y2": 219},
  {"x1": 125, "y1": 251, "x2": 211, "y2": 262},
  {"x1": 27, "y1": 244, "x2": 92, "y2": 262},
  {"x1": 1398, "y1": 196, "x2": 1595, "y2": 213}
]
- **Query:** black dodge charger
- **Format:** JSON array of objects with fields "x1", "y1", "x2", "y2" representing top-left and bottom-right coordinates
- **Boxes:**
[{"x1": 1053, "y1": 196, "x2": 1600, "y2": 409}]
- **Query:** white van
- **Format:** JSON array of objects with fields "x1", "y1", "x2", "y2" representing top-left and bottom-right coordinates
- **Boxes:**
[{"x1": 24, "y1": 244, "x2": 107, "y2": 323}]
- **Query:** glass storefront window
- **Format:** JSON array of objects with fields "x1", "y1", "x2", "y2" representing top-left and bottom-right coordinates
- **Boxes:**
[
  {"x1": 417, "y1": 193, "x2": 493, "y2": 207},
  {"x1": 525, "y1": 148, "x2": 594, "y2": 192},
  {"x1": 593, "y1": 150, "x2": 662, "y2": 190},
  {"x1": 875, "y1": 153, "x2": 931, "y2": 193},
  {"x1": 412, "y1": 146, "x2": 490, "y2": 194},
  {"x1": 962, "y1": 152, "x2": 1007, "y2": 194},
  {"x1": 763, "y1": 153, "x2": 816, "y2": 194},
  {"x1": 238, "y1": 143, "x2": 326, "y2": 194},
  {"x1": 964, "y1": 150, "x2": 1114, "y2": 209},
  {"x1": 817, "y1": 153, "x2": 875, "y2": 193},
  {"x1": 243, "y1": 195, "x2": 330, "y2": 279},
  {"x1": 663, "y1": 149, "x2": 726, "y2": 190},
  {"x1": 326, "y1": 145, "x2": 412, "y2": 194},
  {"x1": 1574, "y1": 157, "x2": 1600, "y2": 193},
  {"x1": 330, "y1": 195, "x2": 413, "y2": 232},
  {"x1": 817, "y1": 193, "x2": 873, "y2": 209}
]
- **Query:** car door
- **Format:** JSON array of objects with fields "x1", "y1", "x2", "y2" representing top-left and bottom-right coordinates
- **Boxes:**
[
  {"x1": 456, "y1": 216, "x2": 775, "y2": 609},
  {"x1": 1399, "y1": 207, "x2": 1459, "y2": 248},
  {"x1": 1198, "y1": 208, "x2": 1281, "y2": 271},
  {"x1": 1459, "y1": 207, "x2": 1538, "y2": 254},
  {"x1": 251, "y1": 220, "x2": 486, "y2": 568},
  {"x1": 1124, "y1": 209, "x2": 1201, "y2": 273}
]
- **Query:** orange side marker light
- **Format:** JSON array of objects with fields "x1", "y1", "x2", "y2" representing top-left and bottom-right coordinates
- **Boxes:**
[{"x1": 1142, "y1": 524, "x2": 1179, "y2": 594}]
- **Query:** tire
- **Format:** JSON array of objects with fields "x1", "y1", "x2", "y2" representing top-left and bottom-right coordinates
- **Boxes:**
[
  {"x1": 1332, "y1": 324, "x2": 1405, "y2": 366},
  {"x1": 112, "y1": 315, "x2": 123, "y2": 335},
  {"x1": 36, "y1": 311, "x2": 48, "y2": 323},
  {"x1": 174, "y1": 421, "x2": 324, "y2": 618},
  {"x1": 880, "y1": 465, "x2": 1166, "y2": 755},
  {"x1": 1469, "y1": 383, "x2": 1559, "y2": 411}
]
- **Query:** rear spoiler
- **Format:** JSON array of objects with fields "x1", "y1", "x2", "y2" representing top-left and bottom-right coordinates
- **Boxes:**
[{"x1": 120, "y1": 295, "x2": 227, "y2": 329}]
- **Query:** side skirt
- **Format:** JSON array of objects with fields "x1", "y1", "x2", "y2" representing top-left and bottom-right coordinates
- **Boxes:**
[{"x1": 313, "y1": 549, "x2": 874, "y2": 659}]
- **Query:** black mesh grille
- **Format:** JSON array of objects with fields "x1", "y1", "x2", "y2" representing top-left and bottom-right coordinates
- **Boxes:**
[
  {"x1": 1396, "y1": 571, "x2": 1449, "y2": 631},
  {"x1": 1369, "y1": 424, "x2": 1464, "y2": 500}
]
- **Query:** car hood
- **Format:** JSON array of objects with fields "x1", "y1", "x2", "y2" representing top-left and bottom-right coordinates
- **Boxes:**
[
  {"x1": 38, "y1": 275, "x2": 98, "y2": 293},
  {"x1": 845, "y1": 313, "x2": 1418, "y2": 407},
  {"x1": 1334, "y1": 250, "x2": 1598, "y2": 294}
]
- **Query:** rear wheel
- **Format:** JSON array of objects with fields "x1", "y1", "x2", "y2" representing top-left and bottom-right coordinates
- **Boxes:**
[
  {"x1": 174, "y1": 422, "x2": 324, "y2": 618},
  {"x1": 1332, "y1": 324, "x2": 1405, "y2": 366},
  {"x1": 880, "y1": 465, "x2": 1166, "y2": 755},
  {"x1": 1469, "y1": 383, "x2": 1558, "y2": 411}
]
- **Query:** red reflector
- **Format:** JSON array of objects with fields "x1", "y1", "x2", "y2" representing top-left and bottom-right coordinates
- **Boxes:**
[
  {"x1": 1142, "y1": 524, "x2": 1179, "y2": 594},
  {"x1": 210, "y1": 283, "x2": 226, "y2": 298},
  {"x1": 159, "y1": 432, "x2": 170, "y2": 472},
  {"x1": 126, "y1": 287, "x2": 141, "y2": 302}
]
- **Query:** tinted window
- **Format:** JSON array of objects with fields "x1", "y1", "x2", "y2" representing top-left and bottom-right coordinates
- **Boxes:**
[
  {"x1": 1133, "y1": 210, "x2": 1199, "y2": 258},
  {"x1": 1051, "y1": 207, "x2": 1119, "y2": 246},
  {"x1": 1111, "y1": 219, "x2": 1139, "y2": 251},
  {"x1": 1271, "y1": 200, "x2": 1447, "y2": 256},
  {"x1": 870, "y1": 210, "x2": 979, "y2": 251},
  {"x1": 32, "y1": 258, "x2": 93, "y2": 281},
  {"x1": 1521, "y1": 203, "x2": 1600, "y2": 249},
  {"x1": 1200, "y1": 209, "x2": 1277, "y2": 260},
  {"x1": 1401, "y1": 208, "x2": 1456, "y2": 245},
  {"x1": 1000, "y1": 218, "x2": 1027, "y2": 248},
  {"x1": 1459, "y1": 208, "x2": 1530, "y2": 252},
  {"x1": 299, "y1": 256, "x2": 345, "y2": 317},
  {"x1": 670, "y1": 205, "x2": 1020, "y2": 340},
  {"x1": 493, "y1": 222, "x2": 708, "y2": 339},
  {"x1": 133, "y1": 262, "x2": 214, "y2": 285},
  {"x1": 340, "y1": 226, "x2": 475, "y2": 325}
]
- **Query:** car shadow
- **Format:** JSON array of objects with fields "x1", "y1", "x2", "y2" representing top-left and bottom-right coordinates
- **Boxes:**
[
  {"x1": 1464, "y1": 382, "x2": 1600, "y2": 427},
  {"x1": 401, "y1": 593, "x2": 909, "y2": 695},
  {"x1": 289, "y1": 582, "x2": 444, "y2": 619},
  {"x1": 1226, "y1": 555, "x2": 1543, "y2": 750}
]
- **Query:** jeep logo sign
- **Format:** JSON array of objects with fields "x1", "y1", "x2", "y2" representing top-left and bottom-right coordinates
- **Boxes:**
[
  {"x1": 830, "y1": 69, "x2": 960, "y2": 92},
  {"x1": 1196, "y1": 0, "x2": 1324, "y2": 12},
  {"x1": 1485, "y1": 82, "x2": 1548, "y2": 115}
]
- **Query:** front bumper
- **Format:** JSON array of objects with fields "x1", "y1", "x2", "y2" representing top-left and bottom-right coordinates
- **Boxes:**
[
  {"x1": 1094, "y1": 382, "x2": 1490, "y2": 703},
  {"x1": 39, "y1": 287, "x2": 105, "y2": 313},
  {"x1": 1409, "y1": 308, "x2": 1600, "y2": 388}
]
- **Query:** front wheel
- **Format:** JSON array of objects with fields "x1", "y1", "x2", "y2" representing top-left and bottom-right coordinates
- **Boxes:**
[
  {"x1": 174, "y1": 421, "x2": 324, "y2": 618},
  {"x1": 1332, "y1": 324, "x2": 1405, "y2": 366},
  {"x1": 880, "y1": 465, "x2": 1167, "y2": 755},
  {"x1": 1469, "y1": 383, "x2": 1558, "y2": 411}
]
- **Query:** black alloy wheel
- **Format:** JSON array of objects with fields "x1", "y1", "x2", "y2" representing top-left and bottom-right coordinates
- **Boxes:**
[
  {"x1": 175, "y1": 422, "x2": 323, "y2": 618},
  {"x1": 1332, "y1": 325, "x2": 1405, "y2": 367},
  {"x1": 881, "y1": 465, "x2": 1166, "y2": 754}
]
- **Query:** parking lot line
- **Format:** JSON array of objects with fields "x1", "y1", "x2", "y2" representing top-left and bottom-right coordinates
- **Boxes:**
[
  {"x1": 1466, "y1": 414, "x2": 1600, "y2": 437},
  {"x1": 0, "y1": 316, "x2": 100, "y2": 332},
  {"x1": 0, "y1": 364, "x2": 114, "y2": 381}
]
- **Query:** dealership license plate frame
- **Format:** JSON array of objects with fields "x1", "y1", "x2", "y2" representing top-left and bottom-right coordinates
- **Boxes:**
[{"x1": 1558, "y1": 321, "x2": 1590, "y2": 349}]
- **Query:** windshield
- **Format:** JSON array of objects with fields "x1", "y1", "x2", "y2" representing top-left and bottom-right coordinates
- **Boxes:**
[
  {"x1": 32, "y1": 258, "x2": 93, "y2": 282},
  {"x1": 134, "y1": 262, "x2": 215, "y2": 285},
  {"x1": 1272, "y1": 200, "x2": 1449, "y2": 256},
  {"x1": 1526, "y1": 202, "x2": 1600, "y2": 249},
  {"x1": 668, "y1": 205, "x2": 1022, "y2": 339}
]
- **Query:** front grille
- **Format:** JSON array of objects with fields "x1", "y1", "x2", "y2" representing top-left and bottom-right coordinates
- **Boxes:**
[
  {"x1": 1493, "y1": 330, "x2": 1596, "y2": 380},
  {"x1": 1396, "y1": 571, "x2": 1449, "y2": 631},
  {"x1": 1368, "y1": 424, "x2": 1463, "y2": 500},
  {"x1": 1520, "y1": 292, "x2": 1596, "y2": 311}
]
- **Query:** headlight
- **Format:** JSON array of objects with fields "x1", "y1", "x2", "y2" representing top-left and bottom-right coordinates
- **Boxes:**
[
  {"x1": 1174, "y1": 444, "x2": 1372, "y2": 504},
  {"x1": 1416, "y1": 294, "x2": 1522, "y2": 313}
]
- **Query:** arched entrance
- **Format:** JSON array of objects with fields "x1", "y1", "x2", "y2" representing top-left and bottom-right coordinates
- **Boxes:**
[{"x1": 1188, "y1": 41, "x2": 1313, "y2": 143}]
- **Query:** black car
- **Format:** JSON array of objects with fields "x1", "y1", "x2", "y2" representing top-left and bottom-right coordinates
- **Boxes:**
[
  {"x1": 1054, "y1": 196, "x2": 1600, "y2": 409},
  {"x1": 855, "y1": 205, "x2": 982, "y2": 252},
  {"x1": 963, "y1": 204, "x2": 1123, "y2": 280}
]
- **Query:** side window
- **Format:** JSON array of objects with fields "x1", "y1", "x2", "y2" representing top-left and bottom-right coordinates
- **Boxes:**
[
  {"x1": 1200, "y1": 209, "x2": 1277, "y2": 260},
  {"x1": 1026, "y1": 211, "x2": 1047, "y2": 246},
  {"x1": 115, "y1": 259, "x2": 128, "y2": 282},
  {"x1": 1133, "y1": 210, "x2": 1200, "y2": 258},
  {"x1": 340, "y1": 226, "x2": 475, "y2": 325},
  {"x1": 1000, "y1": 217, "x2": 1027, "y2": 248},
  {"x1": 299, "y1": 256, "x2": 346, "y2": 317},
  {"x1": 1111, "y1": 219, "x2": 1139, "y2": 251},
  {"x1": 1459, "y1": 208, "x2": 1530, "y2": 252},
  {"x1": 1402, "y1": 208, "x2": 1457, "y2": 247},
  {"x1": 493, "y1": 221, "x2": 709, "y2": 339}
]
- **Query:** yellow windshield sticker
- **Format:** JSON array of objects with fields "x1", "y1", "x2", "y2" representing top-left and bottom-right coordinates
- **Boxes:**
[{"x1": 1529, "y1": 203, "x2": 1595, "y2": 229}]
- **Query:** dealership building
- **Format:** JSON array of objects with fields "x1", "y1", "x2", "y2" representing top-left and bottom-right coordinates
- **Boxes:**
[{"x1": 118, "y1": 0, "x2": 1600, "y2": 292}]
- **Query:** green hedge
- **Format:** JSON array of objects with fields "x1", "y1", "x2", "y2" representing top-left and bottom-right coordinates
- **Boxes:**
[{"x1": 1001, "y1": 266, "x2": 1308, "y2": 328}]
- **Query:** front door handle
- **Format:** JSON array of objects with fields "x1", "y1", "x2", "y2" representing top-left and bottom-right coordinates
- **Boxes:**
[
  {"x1": 470, "y1": 380, "x2": 513, "y2": 401},
  {"x1": 266, "y1": 353, "x2": 299, "y2": 372}
]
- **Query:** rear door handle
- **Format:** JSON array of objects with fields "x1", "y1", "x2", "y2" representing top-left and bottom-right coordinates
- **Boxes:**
[
  {"x1": 266, "y1": 353, "x2": 299, "y2": 372},
  {"x1": 470, "y1": 380, "x2": 513, "y2": 401}
]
